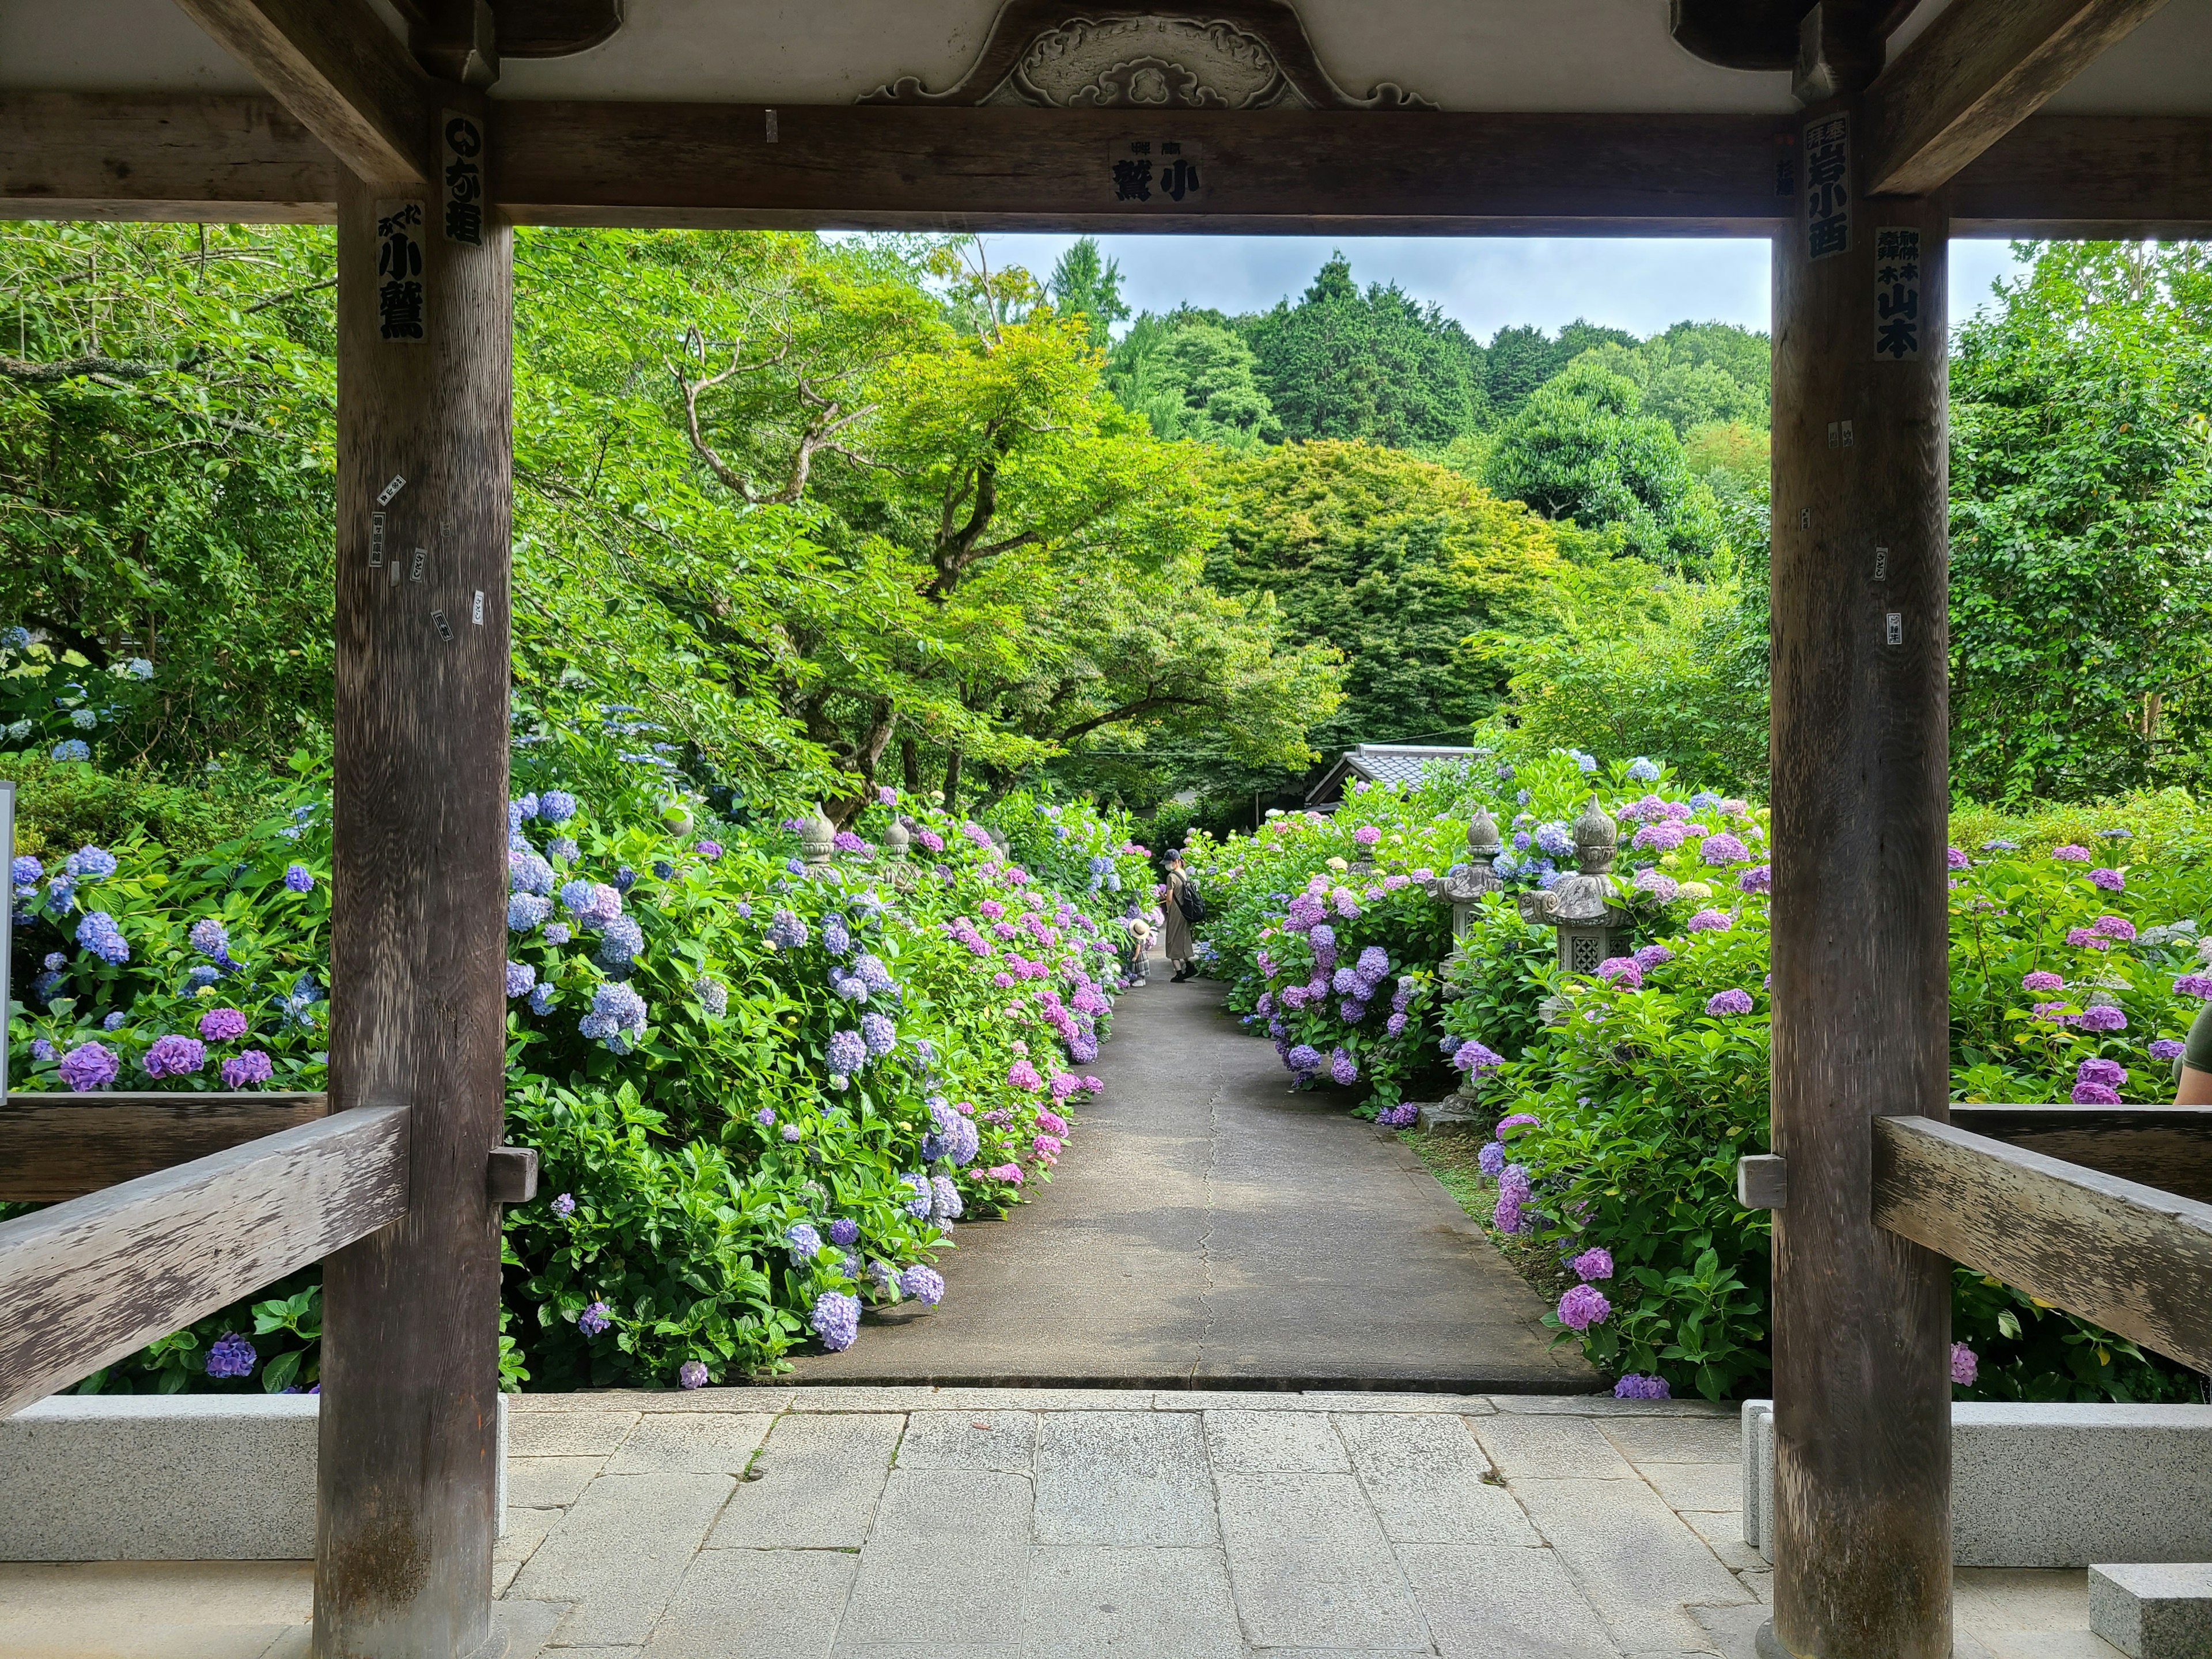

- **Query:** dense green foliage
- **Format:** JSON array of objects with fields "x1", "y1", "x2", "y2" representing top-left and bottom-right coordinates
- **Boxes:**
[{"x1": 1187, "y1": 747, "x2": 2209, "y2": 1404}]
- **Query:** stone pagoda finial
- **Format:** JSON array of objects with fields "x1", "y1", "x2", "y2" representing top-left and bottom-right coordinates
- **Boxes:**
[
  {"x1": 798, "y1": 804, "x2": 836, "y2": 865},
  {"x1": 1573, "y1": 794, "x2": 1618, "y2": 875},
  {"x1": 1467, "y1": 807, "x2": 1502, "y2": 863}
]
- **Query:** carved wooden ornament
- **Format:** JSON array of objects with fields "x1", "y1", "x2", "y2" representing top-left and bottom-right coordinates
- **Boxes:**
[{"x1": 861, "y1": 0, "x2": 1432, "y2": 109}]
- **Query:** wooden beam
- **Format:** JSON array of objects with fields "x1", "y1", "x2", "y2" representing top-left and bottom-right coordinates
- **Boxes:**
[
  {"x1": 1873, "y1": 1115, "x2": 2212, "y2": 1373},
  {"x1": 8, "y1": 96, "x2": 2212, "y2": 236},
  {"x1": 1950, "y1": 1104, "x2": 2212, "y2": 1205},
  {"x1": 0, "y1": 1105, "x2": 407, "y2": 1418},
  {"x1": 169, "y1": 0, "x2": 435, "y2": 189},
  {"x1": 0, "y1": 1091, "x2": 332, "y2": 1203},
  {"x1": 1863, "y1": 0, "x2": 2170, "y2": 196}
]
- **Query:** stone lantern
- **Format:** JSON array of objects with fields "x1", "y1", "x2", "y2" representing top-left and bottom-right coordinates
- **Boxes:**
[
  {"x1": 797, "y1": 804, "x2": 836, "y2": 866},
  {"x1": 880, "y1": 816, "x2": 919, "y2": 891},
  {"x1": 1516, "y1": 794, "x2": 1629, "y2": 975},
  {"x1": 1423, "y1": 807, "x2": 1506, "y2": 949}
]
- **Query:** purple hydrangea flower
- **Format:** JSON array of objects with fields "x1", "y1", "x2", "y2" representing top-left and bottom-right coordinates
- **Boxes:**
[
  {"x1": 810, "y1": 1291, "x2": 862, "y2": 1351},
  {"x1": 578, "y1": 1300, "x2": 612, "y2": 1336},
  {"x1": 143, "y1": 1034, "x2": 207, "y2": 1078},
  {"x1": 1376, "y1": 1101, "x2": 1419, "y2": 1127},
  {"x1": 679, "y1": 1359, "x2": 709, "y2": 1389},
  {"x1": 2175, "y1": 974, "x2": 2212, "y2": 1001},
  {"x1": 1687, "y1": 908, "x2": 1733, "y2": 933},
  {"x1": 1478, "y1": 1140, "x2": 1506, "y2": 1177},
  {"x1": 283, "y1": 863, "x2": 315, "y2": 893},
  {"x1": 221, "y1": 1050, "x2": 273, "y2": 1089},
  {"x1": 1706, "y1": 988, "x2": 1755, "y2": 1017},
  {"x1": 205, "y1": 1334, "x2": 256, "y2": 1379},
  {"x1": 552, "y1": 1192, "x2": 577, "y2": 1218},
  {"x1": 1947, "y1": 847, "x2": 1971, "y2": 870},
  {"x1": 786, "y1": 1222, "x2": 824, "y2": 1263},
  {"x1": 900, "y1": 1264, "x2": 946, "y2": 1306},
  {"x1": 2022, "y1": 970, "x2": 2066, "y2": 992},
  {"x1": 1558, "y1": 1285, "x2": 1611, "y2": 1331},
  {"x1": 695, "y1": 839, "x2": 724, "y2": 861},
  {"x1": 859, "y1": 1011, "x2": 897, "y2": 1058},
  {"x1": 188, "y1": 916, "x2": 229, "y2": 959},
  {"x1": 578, "y1": 982, "x2": 649, "y2": 1049},
  {"x1": 1330, "y1": 1047, "x2": 1358, "y2": 1085},
  {"x1": 2077, "y1": 1057, "x2": 2128, "y2": 1088},
  {"x1": 2051, "y1": 844, "x2": 2092, "y2": 863},
  {"x1": 2151, "y1": 1039, "x2": 2187, "y2": 1062},
  {"x1": 2071, "y1": 1081, "x2": 2122, "y2": 1104},
  {"x1": 1452, "y1": 1040, "x2": 1503, "y2": 1076},
  {"x1": 1613, "y1": 1373, "x2": 1671, "y2": 1400},
  {"x1": 1738, "y1": 864, "x2": 1772, "y2": 895},
  {"x1": 504, "y1": 961, "x2": 536, "y2": 998},
  {"x1": 1597, "y1": 957, "x2": 1642, "y2": 988},
  {"x1": 782, "y1": 1124, "x2": 802, "y2": 1142},
  {"x1": 1633, "y1": 944, "x2": 1675, "y2": 970},
  {"x1": 1700, "y1": 832, "x2": 1748, "y2": 866},
  {"x1": 828, "y1": 1218, "x2": 859, "y2": 1247},
  {"x1": 1571, "y1": 1247, "x2": 1614, "y2": 1282},
  {"x1": 198, "y1": 1006, "x2": 249, "y2": 1042},
  {"x1": 1950, "y1": 1342, "x2": 1977, "y2": 1385},
  {"x1": 826, "y1": 1028, "x2": 868, "y2": 1081},
  {"x1": 930, "y1": 1175, "x2": 963, "y2": 1221},
  {"x1": 1285, "y1": 1043, "x2": 1322, "y2": 1074},
  {"x1": 2078, "y1": 1003, "x2": 2128, "y2": 1032},
  {"x1": 2091, "y1": 868, "x2": 2126, "y2": 892},
  {"x1": 58, "y1": 1041, "x2": 120, "y2": 1091},
  {"x1": 596, "y1": 915, "x2": 645, "y2": 967},
  {"x1": 1633, "y1": 867, "x2": 1680, "y2": 901}
]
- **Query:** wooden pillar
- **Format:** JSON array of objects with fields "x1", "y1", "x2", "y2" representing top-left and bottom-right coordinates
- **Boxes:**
[
  {"x1": 316, "y1": 105, "x2": 513, "y2": 1659},
  {"x1": 1766, "y1": 108, "x2": 1954, "y2": 1659}
]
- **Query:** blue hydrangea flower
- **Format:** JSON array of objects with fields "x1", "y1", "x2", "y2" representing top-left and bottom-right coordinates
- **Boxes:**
[
  {"x1": 187, "y1": 916, "x2": 230, "y2": 960},
  {"x1": 578, "y1": 1300, "x2": 612, "y2": 1336},
  {"x1": 283, "y1": 863, "x2": 315, "y2": 893},
  {"x1": 69, "y1": 708, "x2": 98, "y2": 730},
  {"x1": 828, "y1": 1217, "x2": 860, "y2": 1247},
  {"x1": 10, "y1": 854, "x2": 40, "y2": 885},
  {"x1": 694, "y1": 976, "x2": 728, "y2": 1017},
  {"x1": 899, "y1": 1265, "x2": 946, "y2": 1306},
  {"x1": 511, "y1": 794, "x2": 540, "y2": 824},
  {"x1": 855, "y1": 954, "x2": 896, "y2": 994},
  {"x1": 578, "y1": 982, "x2": 648, "y2": 1050},
  {"x1": 766, "y1": 909, "x2": 808, "y2": 951},
  {"x1": 125, "y1": 657, "x2": 153, "y2": 679},
  {"x1": 510, "y1": 849, "x2": 554, "y2": 895},
  {"x1": 929, "y1": 1174, "x2": 962, "y2": 1221},
  {"x1": 786, "y1": 1222, "x2": 824, "y2": 1264},
  {"x1": 1627, "y1": 757, "x2": 1662, "y2": 782},
  {"x1": 652, "y1": 860, "x2": 675, "y2": 880},
  {"x1": 859, "y1": 1012, "x2": 897, "y2": 1058},
  {"x1": 528, "y1": 982, "x2": 557, "y2": 1016},
  {"x1": 549, "y1": 837, "x2": 580, "y2": 863},
  {"x1": 505, "y1": 961, "x2": 536, "y2": 997},
  {"x1": 51, "y1": 739, "x2": 90, "y2": 763},
  {"x1": 825, "y1": 1028, "x2": 868, "y2": 1082},
  {"x1": 103, "y1": 1010, "x2": 126, "y2": 1031},
  {"x1": 823, "y1": 914, "x2": 852, "y2": 956},
  {"x1": 900, "y1": 1172, "x2": 933, "y2": 1218},
  {"x1": 1, "y1": 625, "x2": 27, "y2": 649},
  {"x1": 77, "y1": 910, "x2": 130, "y2": 965},
  {"x1": 544, "y1": 922, "x2": 571, "y2": 945},
  {"x1": 613, "y1": 866, "x2": 637, "y2": 892},
  {"x1": 187, "y1": 964, "x2": 220, "y2": 991},
  {"x1": 65, "y1": 845, "x2": 118, "y2": 880},
  {"x1": 507, "y1": 893, "x2": 551, "y2": 932},
  {"x1": 1534, "y1": 823, "x2": 1576, "y2": 861},
  {"x1": 596, "y1": 914, "x2": 645, "y2": 967},
  {"x1": 539, "y1": 790, "x2": 578, "y2": 824}
]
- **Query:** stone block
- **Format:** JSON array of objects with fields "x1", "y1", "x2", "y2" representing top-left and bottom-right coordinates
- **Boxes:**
[
  {"x1": 1215, "y1": 1471, "x2": 1388, "y2": 1546},
  {"x1": 1596, "y1": 1414, "x2": 1742, "y2": 1467},
  {"x1": 1414, "y1": 1099, "x2": 1484, "y2": 1135},
  {"x1": 1509, "y1": 1475, "x2": 1751, "y2": 1653},
  {"x1": 707, "y1": 1412, "x2": 902, "y2": 1549},
  {"x1": 895, "y1": 1410, "x2": 1038, "y2": 1474},
  {"x1": 1334, "y1": 1414, "x2": 1539, "y2": 1546},
  {"x1": 1203, "y1": 1410, "x2": 1350, "y2": 1472},
  {"x1": 1467, "y1": 1414, "x2": 1638, "y2": 1482},
  {"x1": 1639, "y1": 1459, "x2": 1743, "y2": 1514},
  {"x1": 0, "y1": 1392, "x2": 508, "y2": 1561},
  {"x1": 1745, "y1": 1401, "x2": 2212, "y2": 1568},
  {"x1": 509, "y1": 1472, "x2": 735, "y2": 1646},
  {"x1": 510, "y1": 1409, "x2": 637, "y2": 1456},
  {"x1": 1020, "y1": 1546, "x2": 1244, "y2": 1659},
  {"x1": 508, "y1": 1455, "x2": 604, "y2": 1509},
  {"x1": 1488, "y1": 1393, "x2": 1732, "y2": 1417},
  {"x1": 2089, "y1": 1563, "x2": 2212, "y2": 1659},
  {"x1": 1221, "y1": 1535, "x2": 1430, "y2": 1651},
  {"x1": 1034, "y1": 1411, "x2": 1216, "y2": 1547},
  {"x1": 604, "y1": 1412, "x2": 775, "y2": 1476},
  {"x1": 1397, "y1": 1542, "x2": 1619, "y2": 1659},
  {"x1": 643, "y1": 1547, "x2": 858, "y2": 1659}
]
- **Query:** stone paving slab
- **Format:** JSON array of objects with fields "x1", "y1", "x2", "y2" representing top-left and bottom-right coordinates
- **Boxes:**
[
  {"x1": 12, "y1": 1389, "x2": 2134, "y2": 1658},
  {"x1": 783, "y1": 977, "x2": 1592, "y2": 1392}
]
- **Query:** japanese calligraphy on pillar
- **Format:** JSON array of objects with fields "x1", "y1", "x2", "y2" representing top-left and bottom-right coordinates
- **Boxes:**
[
  {"x1": 1108, "y1": 141, "x2": 1203, "y2": 205},
  {"x1": 1874, "y1": 226, "x2": 1922, "y2": 361},
  {"x1": 373, "y1": 200, "x2": 427, "y2": 343},
  {"x1": 442, "y1": 111, "x2": 484, "y2": 247},
  {"x1": 1804, "y1": 113, "x2": 1849, "y2": 261}
]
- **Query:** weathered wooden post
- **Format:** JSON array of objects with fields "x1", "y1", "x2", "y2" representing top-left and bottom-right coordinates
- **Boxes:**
[
  {"x1": 1765, "y1": 85, "x2": 1954, "y2": 1659},
  {"x1": 316, "y1": 94, "x2": 513, "y2": 1658}
]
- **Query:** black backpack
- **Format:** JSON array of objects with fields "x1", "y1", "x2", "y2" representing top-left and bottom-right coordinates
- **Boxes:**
[{"x1": 1175, "y1": 877, "x2": 1206, "y2": 925}]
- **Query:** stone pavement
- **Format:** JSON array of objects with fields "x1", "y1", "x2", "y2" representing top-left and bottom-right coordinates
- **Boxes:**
[
  {"x1": 0, "y1": 1387, "x2": 2127, "y2": 1659},
  {"x1": 788, "y1": 969, "x2": 1590, "y2": 1391}
]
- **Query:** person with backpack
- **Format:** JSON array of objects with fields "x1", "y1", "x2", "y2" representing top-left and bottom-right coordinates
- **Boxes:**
[{"x1": 1161, "y1": 847, "x2": 1202, "y2": 982}]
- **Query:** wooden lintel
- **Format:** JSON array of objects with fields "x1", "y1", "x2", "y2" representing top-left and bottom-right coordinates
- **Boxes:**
[
  {"x1": 6, "y1": 95, "x2": 2212, "y2": 235},
  {"x1": 0, "y1": 1090, "x2": 332, "y2": 1203},
  {"x1": 1872, "y1": 1115, "x2": 2212, "y2": 1372},
  {"x1": 0, "y1": 1104, "x2": 407, "y2": 1416},
  {"x1": 169, "y1": 0, "x2": 435, "y2": 190},
  {"x1": 1863, "y1": 0, "x2": 2171, "y2": 196},
  {"x1": 1949, "y1": 1103, "x2": 2212, "y2": 1205}
]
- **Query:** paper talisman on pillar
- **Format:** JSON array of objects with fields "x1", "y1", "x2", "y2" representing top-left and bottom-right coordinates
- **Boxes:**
[
  {"x1": 1107, "y1": 139, "x2": 1204, "y2": 205},
  {"x1": 372, "y1": 200, "x2": 428, "y2": 342},
  {"x1": 1803, "y1": 112, "x2": 1849, "y2": 261},
  {"x1": 1873, "y1": 226, "x2": 1923, "y2": 361},
  {"x1": 442, "y1": 111, "x2": 486, "y2": 247}
]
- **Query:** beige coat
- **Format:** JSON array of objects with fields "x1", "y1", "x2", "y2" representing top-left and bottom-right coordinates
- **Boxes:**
[{"x1": 1162, "y1": 870, "x2": 1195, "y2": 960}]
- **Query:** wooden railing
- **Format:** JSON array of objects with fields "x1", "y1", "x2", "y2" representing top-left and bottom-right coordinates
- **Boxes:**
[
  {"x1": 1872, "y1": 1112, "x2": 2212, "y2": 1373},
  {"x1": 0, "y1": 1090, "x2": 336, "y2": 1201},
  {"x1": 0, "y1": 1103, "x2": 408, "y2": 1415}
]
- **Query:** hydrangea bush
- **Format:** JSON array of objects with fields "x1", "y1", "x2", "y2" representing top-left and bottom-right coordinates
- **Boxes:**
[
  {"x1": 1188, "y1": 747, "x2": 2211, "y2": 1403},
  {"x1": 6, "y1": 718, "x2": 1147, "y2": 1392}
]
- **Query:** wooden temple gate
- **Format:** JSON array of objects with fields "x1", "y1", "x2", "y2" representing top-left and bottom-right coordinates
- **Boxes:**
[{"x1": 3, "y1": 1, "x2": 2212, "y2": 1654}]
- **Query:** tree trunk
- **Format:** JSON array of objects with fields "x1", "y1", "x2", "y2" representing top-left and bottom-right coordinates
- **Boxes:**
[
  {"x1": 902, "y1": 736, "x2": 921, "y2": 792},
  {"x1": 942, "y1": 748, "x2": 961, "y2": 815},
  {"x1": 1767, "y1": 132, "x2": 1952, "y2": 1659},
  {"x1": 316, "y1": 128, "x2": 510, "y2": 1659}
]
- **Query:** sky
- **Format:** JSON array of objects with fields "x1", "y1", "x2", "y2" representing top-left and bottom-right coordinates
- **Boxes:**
[{"x1": 964, "y1": 234, "x2": 2030, "y2": 342}]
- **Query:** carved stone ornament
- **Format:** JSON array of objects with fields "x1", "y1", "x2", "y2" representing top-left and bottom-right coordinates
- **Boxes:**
[
  {"x1": 861, "y1": 0, "x2": 1433, "y2": 109},
  {"x1": 798, "y1": 804, "x2": 838, "y2": 866},
  {"x1": 1423, "y1": 808, "x2": 1505, "y2": 906}
]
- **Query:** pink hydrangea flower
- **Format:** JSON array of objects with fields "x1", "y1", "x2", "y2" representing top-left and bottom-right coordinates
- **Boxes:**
[
  {"x1": 2051, "y1": 844, "x2": 2092, "y2": 862},
  {"x1": 1558, "y1": 1285, "x2": 1611, "y2": 1331},
  {"x1": 1353, "y1": 824, "x2": 1381, "y2": 846},
  {"x1": 1007, "y1": 1059, "x2": 1043, "y2": 1092},
  {"x1": 1596, "y1": 957, "x2": 1642, "y2": 988},
  {"x1": 1687, "y1": 908, "x2": 1733, "y2": 933},
  {"x1": 2092, "y1": 915, "x2": 2137, "y2": 941},
  {"x1": 1950, "y1": 1342, "x2": 1978, "y2": 1385},
  {"x1": 197, "y1": 1006, "x2": 249, "y2": 1043},
  {"x1": 984, "y1": 1164, "x2": 1024, "y2": 1184},
  {"x1": 2021, "y1": 970, "x2": 2065, "y2": 992},
  {"x1": 1570, "y1": 1247, "x2": 1613, "y2": 1282}
]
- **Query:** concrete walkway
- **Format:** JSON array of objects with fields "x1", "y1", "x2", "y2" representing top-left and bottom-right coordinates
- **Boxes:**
[
  {"x1": 2, "y1": 1388, "x2": 2122, "y2": 1659},
  {"x1": 790, "y1": 969, "x2": 1590, "y2": 1391}
]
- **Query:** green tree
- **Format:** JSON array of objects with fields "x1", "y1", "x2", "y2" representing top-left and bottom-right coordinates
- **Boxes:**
[
  {"x1": 1240, "y1": 253, "x2": 1489, "y2": 448},
  {"x1": 1110, "y1": 316, "x2": 1279, "y2": 451},
  {"x1": 1043, "y1": 236, "x2": 1130, "y2": 350},
  {"x1": 1482, "y1": 360, "x2": 1726, "y2": 569},
  {"x1": 1485, "y1": 319, "x2": 1638, "y2": 418},
  {"x1": 1949, "y1": 241, "x2": 2212, "y2": 802},
  {"x1": 1207, "y1": 441, "x2": 1561, "y2": 761}
]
